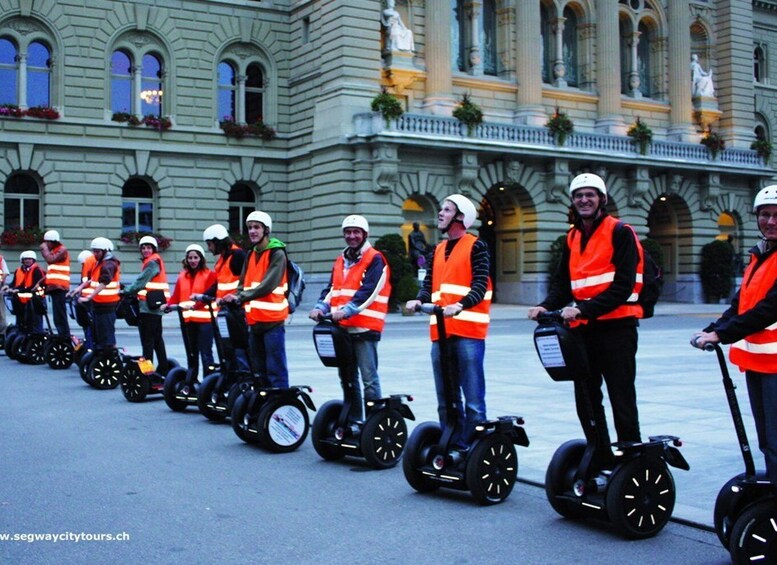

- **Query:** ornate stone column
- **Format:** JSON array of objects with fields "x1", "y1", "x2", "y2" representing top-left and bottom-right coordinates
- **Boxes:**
[
  {"x1": 594, "y1": 0, "x2": 625, "y2": 133},
  {"x1": 467, "y1": 1, "x2": 483, "y2": 75},
  {"x1": 514, "y1": 0, "x2": 545, "y2": 125},
  {"x1": 666, "y1": 0, "x2": 695, "y2": 141},
  {"x1": 628, "y1": 31, "x2": 641, "y2": 98},
  {"x1": 132, "y1": 65, "x2": 142, "y2": 116},
  {"x1": 236, "y1": 74, "x2": 247, "y2": 123},
  {"x1": 553, "y1": 17, "x2": 567, "y2": 88},
  {"x1": 17, "y1": 53, "x2": 28, "y2": 109},
  {"x1": 423, "y1": 0, "x2": 455, "y2": 114}
]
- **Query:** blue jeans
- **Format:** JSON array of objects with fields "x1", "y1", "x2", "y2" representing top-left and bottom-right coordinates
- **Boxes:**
[
  {"x1": 431, "y1": 337, "x2": 487, "y2": 448},
  {"x1": 185, "y1": 322, "x2": 215, "y2": 376},
  {"x1": 348, "y1": 337, "x2": 382, "y2": 420},
  {"x1": 248, "y1": 324, "x2": 288, "y2": 388},
  {"x1": 92, "y1": 309, "x2": 116, "y2": 350},
  {"x1": 746, "y1": 371, "x2": 777, "y2": 485}
]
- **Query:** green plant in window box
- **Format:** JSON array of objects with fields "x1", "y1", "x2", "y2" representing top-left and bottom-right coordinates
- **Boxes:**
[
  {"x1": 627, "y1": 117, "x2": 653, "y2": 155},
  {"x1": 751, "y1": 138, "x2": 772, "y2": 162},
  {"x1": 452, "y1": 93, "x2": 483, "y2": 136},
  {"x1": 371, "y1": 87, "x2": 404, "y2": 127},
  {"x1": 701, "y1": 129, "x2": 726, "y2": 159},
  {"x1": 545, "y1": 107, "x2": 574, "y2": 146},
  {"x1": 0, "y1": 226, "x2": 45, "y2": 247},
  {"x1": 112, "y1": 112, "x2": 142, "y2": 126}
]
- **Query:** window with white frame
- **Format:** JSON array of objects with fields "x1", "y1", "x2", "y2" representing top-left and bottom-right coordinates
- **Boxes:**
[
  {"x1": 109, "y1": 34, "x2": 167, "y2": 118},
  {"x1": 217, "y1": 49, "x2": 268, "y2": 125},
  {"x1": 754, "y1": 44, "x2": 767, "y2": 83},
  {"x1": 4, "y1": 173, "x2": 41, "y2": 230},
  {"x1": 121, "y1": 178, "x2": 155, "y2": 235},
  {"x1": 0, "y1": 35, "x2": 53, "y2": 108}
]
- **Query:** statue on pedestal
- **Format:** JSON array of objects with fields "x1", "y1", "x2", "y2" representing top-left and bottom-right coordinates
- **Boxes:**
[
  {"x1": 381, "y1": 0, "x2": 415, "y2": 53},
  {"x1": 691, "y1": 54, "x2": 715, "y2": 98}
]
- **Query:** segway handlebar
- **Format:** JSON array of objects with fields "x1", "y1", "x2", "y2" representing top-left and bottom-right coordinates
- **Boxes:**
[
  {"x1": 415, "y1": 303, "x2": 443, "y2": 316},
  {"x1": 535, "y1": 309, "x2": 565, "y2": 323}
]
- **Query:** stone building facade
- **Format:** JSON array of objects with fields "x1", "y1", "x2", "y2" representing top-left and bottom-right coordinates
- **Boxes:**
[{"x1": 0, "y1": 0, "x2": 774, "y2": 303}]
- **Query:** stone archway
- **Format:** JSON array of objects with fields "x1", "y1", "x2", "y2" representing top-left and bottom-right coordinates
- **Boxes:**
[
  {"x1": 647, "y1": 193, "x2": 693, "y2": 301},
  {"x1": 401, "y1": 194, "x2": 437, "y2": 273}
]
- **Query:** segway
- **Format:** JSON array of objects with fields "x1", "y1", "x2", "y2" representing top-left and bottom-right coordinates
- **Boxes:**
[
  {"x1": 694, "y1": 342, "x2": 777, "y2": 563},
  {"x1": 10, "y1": 294, "x2": 47, "y2": 365},
  {"x1": 310, "y1": 315, "x2": 415, "y2": 469},
  {"x1": 535, "y1": 311, "x2": 689, "y2": 539},
  {"x1": 40, "y1": 295, "x2": 76, "y2": 370},
  {"x1": 79, "y1": 296, "x2": 137, "y2": 390},
  {"x1": 197, "y1": 300, "x2": 251, "y2": 421},
  {"x1": 163, "y1": 304, "x2": 203, "y2": 411},
  {"x1": 402, "y1": 304, "x2": 529, "y2": 505}
]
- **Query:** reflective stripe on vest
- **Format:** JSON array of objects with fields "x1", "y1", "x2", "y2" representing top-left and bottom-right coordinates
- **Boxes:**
[
  {"x1": 429, "y1": 234, "x2": 492, "y2": 341},
  {"x1": 243, "y1": 249, "x2": 288, "y2": 324},
  {"x1": 13, "y1": 266, "x2": 40, "y2": 304},
  {"x1": 329, "y1": 247, "x2": 391, "y2": 332},
  {"x1": 172, "y1": 269, "x2": 217, "y2": 323},
  {"x1": 730, "y1": 250, "x2": 777, "y2": 373},
  {"x1": 46, "y1": 247, "x2": 71, "y2": 290},
  {"x1": 215, "y1": 245, "x2": 241, "y2": 299},
  {"x1": 89, "y1": 259, "x2": 121, "y2": 304},
  {"x1": 137, "y1": 253, "x2": 170, "y2": 302},
  {"x1": 80, "y1": 255, "x2": 97, "y2": 297},
  {"x1": 567, "y1": 215, "x2": 644, "y2": 321}
]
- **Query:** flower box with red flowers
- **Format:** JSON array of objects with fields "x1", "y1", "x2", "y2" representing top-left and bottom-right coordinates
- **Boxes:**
[{"x1": 25, "y1": 106, "x2": 60, "y2": 120}]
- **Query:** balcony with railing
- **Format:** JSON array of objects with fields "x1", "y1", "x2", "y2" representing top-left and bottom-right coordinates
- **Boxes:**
[{"x1": 352, "y1": 112, "x2": 768, "y2": 171}]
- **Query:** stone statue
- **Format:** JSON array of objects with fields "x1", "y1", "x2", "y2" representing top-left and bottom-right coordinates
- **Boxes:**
[
  {"x1": 381, "y1": 0, "x2": 415, "y2": 53},
  {"x1": 691, "y1": 54, "x2": 715, "y2": 98}
]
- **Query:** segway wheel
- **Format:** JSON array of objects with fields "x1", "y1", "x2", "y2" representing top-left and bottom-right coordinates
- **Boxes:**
[
  {"x1": 163, "y1": 366, "x2": 191, "y2": 412},
  {"x1": 466, "y1": 432, "x2": 518, "y2": 505},
  {"x1": 197, "y1": 373, "x2": 228, "y2": 422},
  {"x1": 256, "y1": 397, "x2": 310, "y2": 453},
  {"x1": 6, "y1": 333, "x2": 23, "y2": 360},
  {"x1": 361, "y1": 408, "x2": 407, "y2": 469},
  {"x1": 311, "y1": 400, "x2": 346, "y2": 461},
  {"x1": 79, "y1": 351, "x2": 94, "y2": 385},
  {"x1": 24, "y1": 336, "x2": 47, "y2": 365},
  {"x1": 729, "y1": 498, "x2": 777, "y2": 564},
  {"x1": 714, "y1": 475, "x2": 743, "y2": 548},
  {"x1": 230, "y1": 392, "x2": 262, "y2": 444},
  {"x1": 3, "y1": 326, "x2": 18, "y2": 354},
  {"x1": 545, "y1": 439, "x2": 587, "y2": 519},
  {"x1": 606, "y1": 457, "x2": 676, "y2": 539},
  {"x1": 88, "y1": 354, "x2": 122, "y2": 390},
  {"x1": 121, "y1": 365, "x2": 150, "y2": 402},
  {"x1": 44, "y1": 339, "x2": 75, "y2": 370},
  {"x1": 402, "y1": 421, "x2": 443, "y2": 493}
]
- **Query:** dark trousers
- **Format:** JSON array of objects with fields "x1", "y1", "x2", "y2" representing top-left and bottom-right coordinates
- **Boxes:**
[
  {"x1": 138, "y1": 313, "x2": 168, "y2": 374},
  {"x1": 574, "y1": 323, "x2": 641, "y2": 458},
  {"x1": 48, "y1": 289, "x2": 70, "y2": 336},
  {"x1": 184, "y1": 322, "x2": 215, "y2": 376}
]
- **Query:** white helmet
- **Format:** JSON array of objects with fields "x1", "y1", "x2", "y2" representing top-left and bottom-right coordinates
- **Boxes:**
[
  {"x1": 43, "y1": 230, "x2": 60, "y2": 242},
  {"x1": 445, "y1": 194, "x2": 478, "y2": 229},
  {"x1": 203, "y1": 224, "x2": 229, "y2": 242},
  {"x1": 569, "y1": 173, "x2": 608, "y2": 203},
  {"x1": 753, "y1": 185, "x2": 777, "y2": 212},
  {"x1": 90, "y1": 237, "x2": 113, "y2": 252},
  {"x1": 246, "y1": 210, "x2": 272, "y2": 231},
  {"x1": 185, "y1": 243, "x2": 205, "y2": 256},
  {"x1": 19, "y1": 250, "x2": 36, "y2": 261},
  {"x1": 138, "y1": 235, "x2": 158, "y2": 249},
  {"x1": 341, "y1": 215, "x2": 369, "y2": 234},
  {"x1": 77, "y1": 250, "x2": 92, "y2": 263}
]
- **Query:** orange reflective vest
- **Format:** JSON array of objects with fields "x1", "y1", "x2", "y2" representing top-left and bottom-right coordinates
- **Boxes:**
[
  {"x1": 430, "y1": 234, "x2": 492, "y2": 341},
  {"x1": 170, "y1": 269, "x2": 217, "y2": 324},
  {"x1": 243, "y1": 249, "x2": 288, "y2": 325},
  {"x1": 730, "y1": 250, "x2": 777, "y2": 373},
  {"x1": 89, "y1": 258, "x2": 121, "y2": 304},
  {"x1": 330, "y1": 246, "x2": 391, "y2": 333},
  {"x1": 567, "y1": 215, "x2": 644, "y2": 321},
  {"x1": 13, "y1": 265, "x2": 43, "y2": 304},
  {"x1": 214, "y1": 244, "x2": 242, "y2": 299},
  {"x1": 80, "y1": 254, "x2": 96, "y2": 298},
  {"x1": 137, "y1": 253, "x2": 170, "y2": 303},
  {"x1": 45, "y1": 244, "x2": 71, "y2": 291}
]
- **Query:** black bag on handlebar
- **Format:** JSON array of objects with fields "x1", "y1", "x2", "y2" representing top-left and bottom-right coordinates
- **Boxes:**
[
  {"x1": 116, "y1": 295, "x2": 140, "y2": 326},
  {"x1": 533, "y1": 316, "x2": 590, "y2": 382}
]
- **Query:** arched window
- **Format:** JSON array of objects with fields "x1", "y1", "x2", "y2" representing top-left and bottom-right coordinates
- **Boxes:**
[
  {"x1": 450, "y1": 0, "x2": 501, "y2": 76},
  {"x1": 4, "y1": 173, "x2": 41, "y2": 230},
  {"x1": 754, "y1": 44, "x2": 767, "y2": 83},
  {"x1": 228, "y1": 183, "x2": 256, "y2": 235},
  {"x1": 637, "y1": 21, "x2": 651, "y2": 98},
  {"x1": 562, "y1": 7, "x2": 579, "y2": 87},
  {"x1": 121, "y1": 178, "x2": 154, "y2": 234},
  {"x1": 109, "y1": 34, "x2": 167, "y2": 118},
  {"x1": 217, "y1": 62, "x2": 236, "y2": 122},
  {"x1": 245, "y1": 63, "x2": 264, "y2": 124},
  {"x1": 216, "y1": 53, "x2": 269, "y2": 125},
  {"x1": 0, "y1": 38, "x2": 17, "y2": 105},
  {"x1": 0, "y1": 35, "x2": 53, "y2": 108}
]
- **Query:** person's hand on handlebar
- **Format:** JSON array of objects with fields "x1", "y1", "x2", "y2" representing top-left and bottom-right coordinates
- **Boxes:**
[
  {"x1": 691, "y1": 330, "x2": 720, "y2": 349},
  {"x1": 527, "y1": 306, "x2": 547, "y2": 320},
  {"x1": 405, "y1": 299, "x2": 421, "y2": 312},
  {"x1": 309, "y1": 308, "x2": 325, "y2": 322},
  {"x1": 442, "y1": 303, "x2": 463, "y2": 318}
]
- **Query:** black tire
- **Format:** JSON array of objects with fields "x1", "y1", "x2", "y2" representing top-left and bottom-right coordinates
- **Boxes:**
[
  {"x1": 360, "y1": 408, "x2": 407, "y2": 469},
  {"x1": 402, "y1": 421, "x2": 443, "y2": 493},
  {"x1": 79, "y1": 351, "x2": 94, "y2": 385},
  {"x1": 606, "y1": 457, "x2": 675, "y2": 539},
  {"x1": 714, "y1": 474, "x2": 743, "y2": 548},
  {"x1": 121, "y1": 365, "x2": 150, "y2": 402},
  {"x1": 729, "y1": 498, "x2": 777, "y2": 565},
  {"x1": 74, "y1": 342, "x2": 88, "y2": 366},
  {"x1": 2, "y1": 326, "x2": 18, "y2": 352},
  {"x1": 197, "y1": 373, "x2": 228, "y2": 422},
  {"x1": 163, "y1": 366, "x2": 190, "y2": 412},
  {"x1": 22, "y1": 335, "x2": 47, "y2": 365},
  {"x1": 6, "y1": 333, "x2": 24, "y2": 360},
  {"x1": 256, "y1": 397, "x2": 310, "y2": 453},
  {"x1": 545, "y1": 439, "x2": 587, "y2": 519},
  {"x1": 466, "y1": 432, "x2": 518, "y2": 505},
  {"x1": 167, "y1": 357, "x2": 180, "y2": 369},
  {"x1": 44, "y1": 339, "x2": 75, "y2": 370},
  {"x1": 311, "y1": 400, "x2": 346, "y2": 461},
  {"x1": 88, "y1": 353, "x2": 122, "y2": 390},
  {"x1": 230, "y1": 392, "x2": 262, "y2": 444}
]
